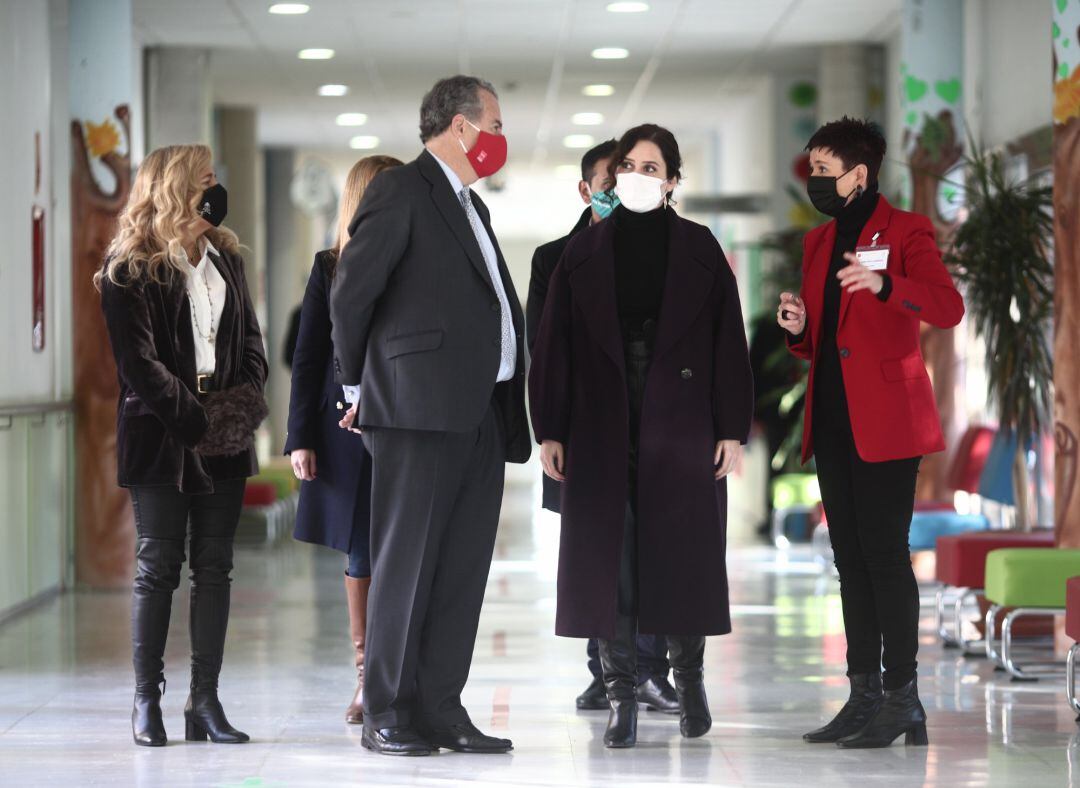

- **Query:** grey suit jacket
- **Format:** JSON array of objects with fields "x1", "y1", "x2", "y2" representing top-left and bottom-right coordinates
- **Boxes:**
[{"x1": 329, "y1": 149, "x2": 531, "y2": 464}]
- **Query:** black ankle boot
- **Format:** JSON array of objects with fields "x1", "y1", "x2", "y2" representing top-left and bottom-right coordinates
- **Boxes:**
[
  {"x1": 803, "y1": 672, "x2": 883, "y2": 743},
  {"x1": 186, "y1": 535, "x2": 248, "y2": 744},
  {"x1": 668, "y1": 636, "x2": 711, "y2": 738},
  {"x1": 184, "y1": 677, "x2": 250, "y2": 744},
  {"x1": 836, "y1": 676, "x2": 927, "y2": 749},
  {"x1": 132, "y1": 679, "x2": 167, "y2": 747},
  {"x1": 598, "y1": 615, "x2": 638, "y2": 748},
  {"x1": 131, "y1": 536, "x2": 183, "y2": 747}
]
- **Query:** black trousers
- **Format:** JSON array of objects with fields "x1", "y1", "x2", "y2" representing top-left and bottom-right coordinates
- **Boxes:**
[
  {"x1": 361, "y1": 404, "x2": 504, "y2": 730},
  {"x1": 129, "y1": 479, "x2": 246, "y2": 689},
  {"x1": 814, "y1": 411, "x2": 921, "y2": 690}
]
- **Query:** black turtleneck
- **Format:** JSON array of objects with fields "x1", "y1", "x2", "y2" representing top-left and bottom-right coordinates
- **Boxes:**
[
  {"x1": 612, "y1": 204, "x2": 669, "y2": 333},
  {"x1": 813, "y1": 186, "x2": 880, "y2": 432}
]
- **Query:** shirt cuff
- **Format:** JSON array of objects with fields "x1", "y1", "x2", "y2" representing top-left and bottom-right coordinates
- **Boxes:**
[
  {"x1": 342, "y1": 385, "x2": 360, "y2": 406},
  {"x1": 876, "y1": 273, "x2": 893, "y2": 302}
]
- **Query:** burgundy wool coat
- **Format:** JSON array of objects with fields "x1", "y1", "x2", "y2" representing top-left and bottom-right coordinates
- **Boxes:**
[{"x1": 528, "y1": 208, "x2": 754, "y2": 639}]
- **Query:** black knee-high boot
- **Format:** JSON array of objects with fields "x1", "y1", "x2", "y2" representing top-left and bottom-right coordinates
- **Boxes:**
[
  {"x1": 598, "y1": 614, "x2": 638, "y2": 748},
  {"x1": 185, "y1": 535, "x2": 248, "y2": 744},
  {"x1": 668, "y1": 636, "x2": 710, "y2": 738},
  {"x1": 131, "y1": 537, "x2": 185, "y2": 747}
]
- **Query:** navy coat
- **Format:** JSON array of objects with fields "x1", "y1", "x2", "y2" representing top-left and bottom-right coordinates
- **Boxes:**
[
  {"x1": 285, "y1": 250, "x2": 372, "y2": 555},
  {"x1": 529, "y1": 209, "x2": 754, "y2": 639}
]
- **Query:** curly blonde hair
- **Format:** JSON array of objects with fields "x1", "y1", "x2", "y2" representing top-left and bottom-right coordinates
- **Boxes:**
[{"x1": 94, "y1": 144, "x2": 240, "y2": 290}]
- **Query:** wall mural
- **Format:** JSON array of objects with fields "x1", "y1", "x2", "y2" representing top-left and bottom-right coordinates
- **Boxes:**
[
  {"x1": 1054, "y1": 0, "x2": 1080, "y2": 545},
  {"x1": 901, "y1": 0, "x2": 965, "y2": 503},
  {"x1": 72, "y1": 105, "x2": 133, "y2": 587}
]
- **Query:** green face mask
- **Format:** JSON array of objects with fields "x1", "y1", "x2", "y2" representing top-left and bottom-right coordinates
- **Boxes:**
[{"x1": 589, "y1": 188, "x2": 620, "y2": 219}]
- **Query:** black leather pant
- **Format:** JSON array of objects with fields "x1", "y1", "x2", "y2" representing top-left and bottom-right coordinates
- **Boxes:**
[{"x1": 129, "y1": 479, "x2": 245, "y2": 692}]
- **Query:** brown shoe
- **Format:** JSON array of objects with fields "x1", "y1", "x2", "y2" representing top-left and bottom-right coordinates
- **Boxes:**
[{"x1": 345, "y1": 574, "x2": 371, "y2": 724}]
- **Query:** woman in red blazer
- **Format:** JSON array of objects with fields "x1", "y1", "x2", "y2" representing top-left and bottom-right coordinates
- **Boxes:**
[{"x1": 777, "y1": 118, "x2": 963, "y2": 750}]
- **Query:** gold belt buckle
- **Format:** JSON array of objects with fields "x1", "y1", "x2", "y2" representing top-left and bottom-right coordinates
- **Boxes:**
[{"x1": 197, "y1": 374, "x2": 211, "y2": 394}]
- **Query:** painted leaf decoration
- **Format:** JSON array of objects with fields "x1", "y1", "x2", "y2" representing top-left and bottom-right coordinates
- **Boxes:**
[
  {"x1": 905, "y1": 75, "x2": 928, "y2": 104},
  {"x1": 1054, "y1": 64, "x2": 1080, "y2": 124},
  {"x1": 934, "y1": 79, "x2": 962, "y2": 105}
]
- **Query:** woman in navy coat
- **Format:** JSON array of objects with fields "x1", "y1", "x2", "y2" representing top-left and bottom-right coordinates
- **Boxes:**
[
  {"x1": 285, "y1": 155, "x2": 402, "y2": 724},
  {"x1": 529, "y1": 125, "x2": 754, "y2": 748}
]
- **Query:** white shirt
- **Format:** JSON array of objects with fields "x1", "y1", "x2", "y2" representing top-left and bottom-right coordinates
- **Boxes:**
[
  {"x1": 185, "y1": 239, "x2": 227, "y2": 375},
  {"x1": 430, "y1": 150, "x2": 517, "y2": 383}
]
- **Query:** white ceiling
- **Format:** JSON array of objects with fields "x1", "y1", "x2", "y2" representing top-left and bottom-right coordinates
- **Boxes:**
[{"x1": 133, "y1": 0, "x2": 902, "y2": 167}]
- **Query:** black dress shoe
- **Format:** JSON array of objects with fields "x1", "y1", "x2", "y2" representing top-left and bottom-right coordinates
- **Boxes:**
[
  {"x1": 836, "y1": 677, "x2": 928, "y2": 749},
  {"x1": 803, "y1": 672, "x2": 883, "y2": 743},
  {"x1": 576, "y1": 676, "x2": 608, "y2": 710},
  {"x1": 636, "y1": 675, "x2": 680, "y2": 714},
  {"x1": 422, "y1": 721, "x2": 513, "y2": 753},
  {"x1": 361, "y1": 725, "x2": 436, "y2": 756}
]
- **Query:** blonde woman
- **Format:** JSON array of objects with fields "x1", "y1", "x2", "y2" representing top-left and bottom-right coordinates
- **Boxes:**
[
  {"x1": 96, "y1": 145, "x2": 268, "y2": 747},
  {"x1": 285, "y1": 155, "x2": 403, "y2": 724}
]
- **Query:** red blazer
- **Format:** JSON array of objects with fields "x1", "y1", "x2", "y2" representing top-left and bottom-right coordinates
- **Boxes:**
[{"x1": 788, "y1": 197, "x2": 964, "y2": 464}]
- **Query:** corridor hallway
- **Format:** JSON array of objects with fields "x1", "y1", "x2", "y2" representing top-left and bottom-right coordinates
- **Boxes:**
[{"x1": 0, "y1": 466, "x2": 1077, "y2": 787}]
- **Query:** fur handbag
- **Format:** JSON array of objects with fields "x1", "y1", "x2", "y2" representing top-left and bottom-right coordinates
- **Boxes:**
[{"x1": 195, "y1": 384, "x2": 269, "y2": 457}]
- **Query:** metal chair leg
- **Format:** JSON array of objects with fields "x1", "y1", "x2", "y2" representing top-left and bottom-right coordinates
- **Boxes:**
[
  {"x1": 936, "y1": 586, "x2": 953, "y2": 645},
  {"x1": 955, "y1": 588, "x2": 989, "y2": 656},
  {"x1": 986, "y1": 604, "x2": 1002, "y2": 666},
  {"x1": 1001, "y1": 607, "x2": 1067, "y2": 681},
  {"x1": 1067, "y1": 643, "x2": 1080, "y2": 718}
]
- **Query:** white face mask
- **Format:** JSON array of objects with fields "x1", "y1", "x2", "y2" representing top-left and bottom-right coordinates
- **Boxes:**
[{"x1": 614, "y1": 171, "x2": 668, "y2": 213}]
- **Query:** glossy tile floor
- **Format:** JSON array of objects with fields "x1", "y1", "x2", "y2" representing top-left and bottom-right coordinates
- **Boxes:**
[{"x1": 2, "y1": 467, "x2": 1080, "y2": 787}]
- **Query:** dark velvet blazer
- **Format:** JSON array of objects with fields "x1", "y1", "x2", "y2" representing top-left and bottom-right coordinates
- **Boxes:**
[{"x1": 99, "y1": 244, "x2": 269, "y2": 495}]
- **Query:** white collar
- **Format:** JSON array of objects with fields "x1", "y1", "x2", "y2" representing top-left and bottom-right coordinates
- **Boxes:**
[
  {"x1": 189, "y1": 238, "x2": 219, "y2": 272},
  {"x1": 428, "y1": 148, "x2": 466, "y2": 196}
]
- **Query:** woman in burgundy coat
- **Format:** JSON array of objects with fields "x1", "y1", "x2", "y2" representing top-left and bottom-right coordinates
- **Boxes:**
[{"x1": 529, "y1": 124, "x2": 754, "y2": 749}]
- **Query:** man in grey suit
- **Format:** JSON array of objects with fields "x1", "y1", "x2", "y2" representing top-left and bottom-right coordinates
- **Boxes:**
[{"x1": 330, "y1": 75, "x2": 530, "y2": 756}]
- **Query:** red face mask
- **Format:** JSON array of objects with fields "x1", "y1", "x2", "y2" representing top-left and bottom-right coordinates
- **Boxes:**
[{"x1": 460, "y1": 119, "x2": 507, "y2": 179}]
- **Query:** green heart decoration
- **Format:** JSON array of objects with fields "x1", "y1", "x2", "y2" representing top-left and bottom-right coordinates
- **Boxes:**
[
  {"x1": 934, "y1": 79, "x2": 962, "y2": 105},
  {"x1": 905, "y1": 75, "x2": 928, "y2": 103}
]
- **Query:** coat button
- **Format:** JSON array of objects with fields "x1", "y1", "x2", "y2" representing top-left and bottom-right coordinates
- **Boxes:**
[
  {"x1": 336, "y1": 401, "x2": 344, "y2": 410},
  {"x1": 839, "y1": 347, "x2": 851, "y2": 359},
  {"x1": 681, "y1": 368, "x2": 693, "y2": 380}
]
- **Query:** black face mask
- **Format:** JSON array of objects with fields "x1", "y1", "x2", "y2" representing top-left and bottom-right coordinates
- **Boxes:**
[
  {"x1": 197, "y1": 183, "x2": 228, "y2": 227},
  {"x1": 806, "y1": 167, "x2": 861, "y2": 217}
]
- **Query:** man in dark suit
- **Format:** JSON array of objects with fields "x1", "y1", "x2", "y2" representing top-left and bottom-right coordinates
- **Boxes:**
[
  {"x1": 330, "y1": 75, "x2": 530, "y2": 756},
  {"x1": 525, "y1": 140, "x2": 680, "y2": 716}
]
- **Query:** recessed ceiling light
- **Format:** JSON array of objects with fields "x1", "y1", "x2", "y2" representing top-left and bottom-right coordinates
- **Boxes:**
[
  {"x1": 563, "y1": 134, "x2": 596, "y2": 149},
  {"x1": 298, "y1": 48, "x2": 335, "y2": 60},
  {"x1": 336, "y1": 113, "x2": 368, "y2": 126},
  {"x1": 606, "y1": 2, "x2": 649, "y2": 12},
  {"x1": 555, "y1": 164, "x2": 581, "y2": 180},
  {"x1": 582, "y1": 84, "x2": 615, "y2": 97},
  {"x1": 318, "y1": 84, "x2": 349, "y2": 97},
  {"x1": 269, "y1": 3, "x2": 310, "y2": 14},
  {"x1": 572, "y1": 112, "x2": 604, "y2": 126},
  {"x1": 591, "y1": 47, "x2": 629, "y2": 60},
  {"x1": 349, "y1": 135, "x2": 380, "y2": 150}
]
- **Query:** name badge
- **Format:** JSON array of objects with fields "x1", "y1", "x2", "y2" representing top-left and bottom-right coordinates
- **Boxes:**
[{"x1": 855, "y1": 244, "x2": 890, "y2": 271}]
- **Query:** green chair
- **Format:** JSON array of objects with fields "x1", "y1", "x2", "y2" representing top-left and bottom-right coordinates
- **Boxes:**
[{"x1": 983, "y1": 548, "x2": 1080, "y2": 680}]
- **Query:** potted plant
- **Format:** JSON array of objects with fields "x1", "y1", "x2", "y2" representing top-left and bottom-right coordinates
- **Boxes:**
[{"x1": 944, "y1": 147, "x2": 1054, "y2": 530}]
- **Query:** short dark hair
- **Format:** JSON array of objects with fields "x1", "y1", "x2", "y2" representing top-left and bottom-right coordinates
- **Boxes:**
[
  {"x1": 419, "y1": 75, "x2": 498, "y2": 143},
  {"x1": 580, "y1": 139, "x2": 617, "y2": 183},
  {"x1": 609, "y1": 123, "x2": 682, "y2": 181},
  {"x1": 805, "y1": 116, "x2": 887, "y2": 185}
]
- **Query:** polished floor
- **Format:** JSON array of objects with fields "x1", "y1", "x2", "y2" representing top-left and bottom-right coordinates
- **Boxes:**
[{"x1": 2, "y1": 465, "x2": 1080, "y2": 787}]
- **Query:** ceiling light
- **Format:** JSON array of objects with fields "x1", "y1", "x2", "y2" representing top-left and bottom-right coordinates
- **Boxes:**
[
  {"x1": 318, "y1": 84, "x2": 349, "y2": 97},
  {"x1": 582, "y1": 84, "x2": 615, "y2": 97},
  {"x1": 591, "y1": 47, "x2": 629, "y2": 60},
  {"x1": 336, "y1": 113, "x2": 368, "y2": 126},
  {"x1": 572, "y1": 112, "x2": 604, "y2": 126},
  {"x1": 269, "y1": 3, "x2": 309, "y2": 14},
  {"x1": 349, "y1": 135, "x2": 380, "y2": 150},
  {"x1": 563, "y1": 134, "x2": 595, "y2": 149},
  {"x1": 298, "y1": 48, "x2": 335, "y2": 60},
  {"x1": 606, "y1": 2, "x2": 649, "y2": 11}
]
